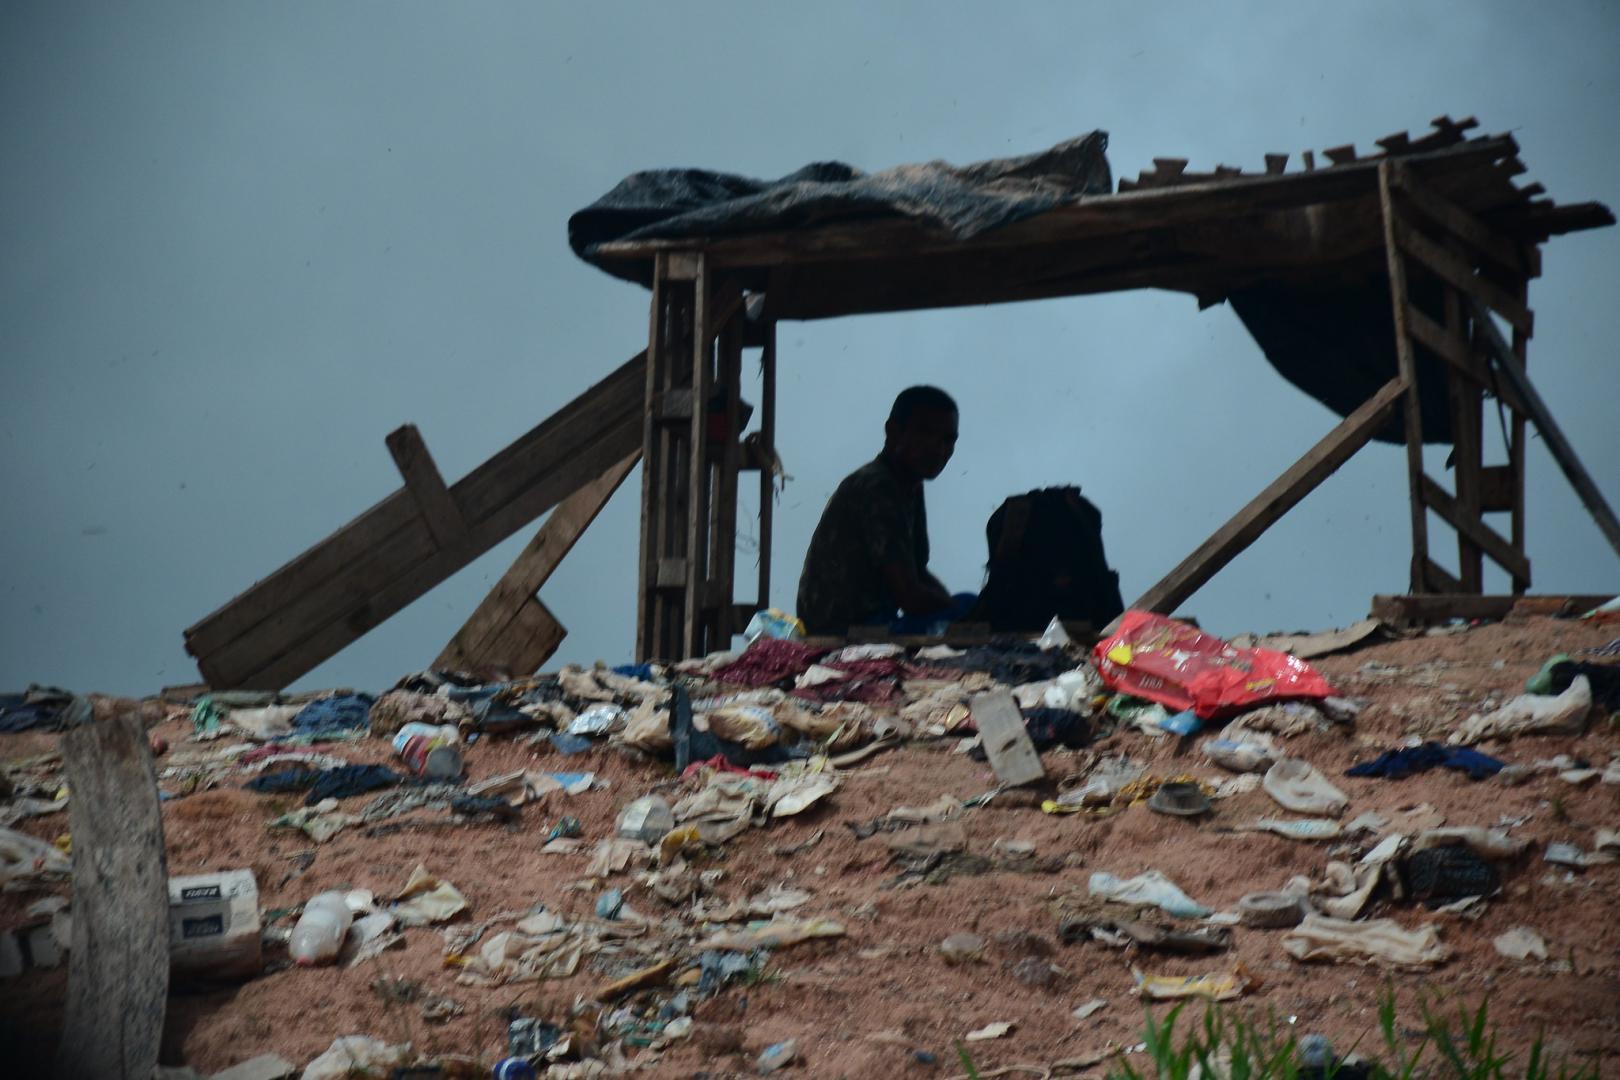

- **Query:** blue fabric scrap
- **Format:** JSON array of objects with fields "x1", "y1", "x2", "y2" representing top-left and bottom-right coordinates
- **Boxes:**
[
  {"x1": 1346, "y1": 742, "x2": 1504, "y2": 781},
  {"x1": 290, "y1": 693, "x2": 376, "y2": 738}
]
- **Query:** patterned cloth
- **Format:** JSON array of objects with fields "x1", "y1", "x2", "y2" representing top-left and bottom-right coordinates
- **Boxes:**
[{"x1": 796, "y1": 455, "x2": 930, "y2": 635}]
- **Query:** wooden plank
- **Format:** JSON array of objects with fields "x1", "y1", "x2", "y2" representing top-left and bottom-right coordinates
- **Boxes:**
[
  {"x1": 1508, "y1": 280, "x2": 1530, "y2": 591},
  {"x1": 636, "y1": 257, "x2": 669, "y2": 661},
  {"x1": 970, "y1": 690, "x2": 1046, "y2": 788},
  {"x1": 1380, "y1": 162, "x2": 1432, "y2": 593},
  {"x1": 435, "y1": 451, "x2": 638, "y2": 671},
  {"x1": 1389, "y1": 162, "x2": 1526, "y2": 275},
  {"x1": 1133, "y1": 376, "x2": 1407, "y2": 615},
  {"x1": 386, "y1": 424, "x2": 469, "y2": 549},
  {"x1": 1371, "y1": 593, "x2": 1616, "y2": 624},
  {"x1": 1468, "y1": 295, "x2": 1620, "y2": 563},
  {"x1": 186, "y1": 351, "x2": 645, "y2": 659},
  {"x1": 56, "y1": 697, "x2": 169, "y2": 1080},
  {"x1": 1405, "y1": 304, "x2": 1529, "y2": 414},
  {"x1": 757, "y1": 321, "x2": 777, "y2": 612},
  {"x1": 1444, "y1": 275, "x2": 1484, "y2": 592},
  {"x1": 1419, "y1": 475, "x2": 1530, "y2": 582},
  {"x1": 1391, "y1": 216, "x2": 1533, "y2": 334},
  {"x1": 711, "y1": 318, "x2": 744, "y2": 643},
  {"x1": 683, "y1": 255, "x2": 713, "y2": 658},
  {"x1": 483, "y1": 597, "x2": 567, "y2": 676}
]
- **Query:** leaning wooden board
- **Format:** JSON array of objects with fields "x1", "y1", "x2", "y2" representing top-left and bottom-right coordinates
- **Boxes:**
[
  {"x1": 970, "y1": 689, "x2": 1046, "y2": 788},
  {"x1": 185, "y1": 352, "x2": 646, "y2": 688}
]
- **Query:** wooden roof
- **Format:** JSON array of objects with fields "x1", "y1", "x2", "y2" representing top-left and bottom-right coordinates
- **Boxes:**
[{"x1": 587, "y1": 117, "x2": 1612, "y2": 321}]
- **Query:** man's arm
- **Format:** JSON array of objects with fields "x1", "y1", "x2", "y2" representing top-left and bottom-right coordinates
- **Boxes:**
[{"x1": 880, "y1": 560, "x2": 952, "y2": 616}]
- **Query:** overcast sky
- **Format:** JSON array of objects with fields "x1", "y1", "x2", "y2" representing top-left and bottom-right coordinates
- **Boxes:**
[{"x1": 4, "y1": 1, "x2": 1617, "y2": 696}]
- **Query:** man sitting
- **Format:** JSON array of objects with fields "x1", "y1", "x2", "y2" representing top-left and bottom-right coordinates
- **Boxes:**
[{"x1": 796, "y1": 386, "x2": 973, "y2": 636}]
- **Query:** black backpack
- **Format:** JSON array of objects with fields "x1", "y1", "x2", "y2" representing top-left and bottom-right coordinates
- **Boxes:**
[{"x1": 969, "y1": 487, "x2": 1124, "y2": 632}]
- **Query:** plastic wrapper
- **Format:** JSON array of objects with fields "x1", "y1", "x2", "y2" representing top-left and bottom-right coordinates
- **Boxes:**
[{"x1": 1093, "y1": 610, "x2": 1337, "y2": 720}]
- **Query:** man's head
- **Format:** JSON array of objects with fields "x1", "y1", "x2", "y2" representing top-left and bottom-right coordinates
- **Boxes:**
[{"x1": 884, "y1": 385, "x2": 958, "y2": 481}]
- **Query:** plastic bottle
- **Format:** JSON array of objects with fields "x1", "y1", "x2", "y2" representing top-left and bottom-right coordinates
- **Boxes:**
[{"x1": 289, "y1": 890, "x2": 353, "y2": 966}]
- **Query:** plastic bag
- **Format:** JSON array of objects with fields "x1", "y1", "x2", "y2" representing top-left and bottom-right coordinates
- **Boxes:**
[{"x1": 1092, "y1": 611, "x2": 1337, "y2": 720}]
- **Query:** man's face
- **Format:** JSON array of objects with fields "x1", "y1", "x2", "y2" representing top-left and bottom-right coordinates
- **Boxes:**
[{"x1": 886, "y1": 406, "x2": 958, "y2": 481}]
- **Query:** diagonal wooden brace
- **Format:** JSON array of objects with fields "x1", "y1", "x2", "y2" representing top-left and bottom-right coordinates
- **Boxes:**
[
  {"x1": 436, "y1": 450, "x2": 639, "y2": 674},
  {"x1": 1133, "y1": 376, "x2": 1408, "y2": 615}
]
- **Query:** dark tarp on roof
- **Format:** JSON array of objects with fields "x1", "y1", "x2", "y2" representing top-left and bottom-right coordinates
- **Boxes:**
[{"x1": 568, "y1": 132, "x2": 1112, "y2": 286}]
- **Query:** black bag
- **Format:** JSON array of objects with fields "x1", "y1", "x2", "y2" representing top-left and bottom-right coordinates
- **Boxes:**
[{"x1": 970, "y1": 487, "x2": 1124, "y2": 632}]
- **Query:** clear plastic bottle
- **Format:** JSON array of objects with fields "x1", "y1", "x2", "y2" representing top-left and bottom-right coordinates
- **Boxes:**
[{"x1": 288, "y1": 890, "x2": 353, "y2": 966}]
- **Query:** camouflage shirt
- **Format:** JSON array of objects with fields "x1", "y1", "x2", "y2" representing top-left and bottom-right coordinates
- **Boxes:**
[{"x1": 796, "y1": 454, "x2": 929, "y2": 634}]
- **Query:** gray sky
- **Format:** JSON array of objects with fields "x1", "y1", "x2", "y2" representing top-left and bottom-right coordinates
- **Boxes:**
[{"x1": 3, "y1": 1, "x2": 1617, "y2": 696}]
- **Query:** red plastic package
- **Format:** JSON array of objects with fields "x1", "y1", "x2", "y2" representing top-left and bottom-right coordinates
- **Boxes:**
[{"x1": 1091, "y1": 610, "x2": 1338, "y2": 720}]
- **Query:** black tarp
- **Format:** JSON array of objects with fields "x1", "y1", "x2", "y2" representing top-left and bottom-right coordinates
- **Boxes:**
[
  {"x1": 1229, "y1": 273, "x2": 1460, "y2": 445},
  {"x1": 568, "y1": 132, "x2": 1112, "y2": 286}
]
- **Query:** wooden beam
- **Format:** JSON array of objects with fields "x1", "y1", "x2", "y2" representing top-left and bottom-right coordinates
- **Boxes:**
[
  {"x1": 683, "y1": 255, "x2": 713, "y2": 658},
  {"x1": 1389, "y1": 162, "x2": 1526, "y2": 276},
  {"x1": 1379, "y1": 162, "x2": 1432, "y2": 593},
  {"x1": 1371, "y1": 593, "x2": 1616, "y2": 624},
  {"x1": 1444, "y1": 272, "x2": 1484, "y2": 591},
  {"x1": 1391, "y1": 216, "x2": 1533, "y2": 335},
  {"x1": 435, "y1": 450, "x2": 638, "y2": 671},
  {"x1": 56, "y1": 697, "x2": 169, "y2": 1080},
  {"x1": 479, "y1": 597, "x2": 567, "y2": 676},
  {"x1": 1468, "y1": 295, "x2": 1620, "y2": 563},
  {"x1": 1405, "y1": 304, "x2": 1528, "y2": 414},
  {"x1": 1133, "y1": 376, "x2": 1407, "y2": 615},
  {"x1": 386, "y1": 424, "x2": 469, "y2": 549},
  {"x1": 757, "y1": 321, "x2": 777, "y2": 613},
  {"x1": 1418, "y1": 474, "x2": 1531, "y2": 582}
]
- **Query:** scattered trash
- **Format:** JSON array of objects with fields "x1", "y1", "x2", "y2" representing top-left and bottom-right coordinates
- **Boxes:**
[
  {"x1": 289, "y1": 890, "x2": 353, "y2": 966},
  {"x1": 1263, "y1": 758, "x2": 1349, "y2": 817},
  {"x1": 1282, "y1": 914, "x2": 1448, "y2": 969},
  {"x1": 1089, "y1": 870, "x2": 1211, "y2": 919},
  {"x1": 1493, "y1": 927, "x2": 1549, "y2": 961},
  {"x1": 299, "y1": 1035, "x2": 408, "y2": 1080},
  {"x1": 744, "y1": 608, "x2": 806, "y2": 644},
  {"x1": 757, "y1": 1039, "x2": 799, "y2": 1073},
  {"x1": 1233, "y1": 818, "x2": 1342, "y2": 842},
  {"x1": 971, "y1": 689, "x2": 1046, "y2": 787},
  {"x1": 1072, "y1": 998, "x2": 1108, "y2": 1021},
  {"x1": 1450, "y1": 676, "x2": 1592, "y2": 745},
  {"x1": 1132, "y1": 966, "x2": 1253, "y2": 1001},
  {"x1": 940, "y1": 932, "x2": 986, "y2": 964},
  {"x1": 964, "y1": 1021, "x2": 1014, "y2": 1042},
  {"x1": 695, "y1": 917, "x2": 845, "y2": 951},
  {"x1": 391, "y1": 721, "x2": 464, "y2": 780},
  {"x1": 1401, "y1": 845, "x2": 1499, "y2": 905},
  {"x1": 617, "y1": 795, "x2": 675, "y2": 844},
  {"x1": 1146, "y1": 781, "x2": 1212, "y2": 817},
  {"x1": 1202, "y1": 733, "x2": 1280, "y2": 774},
  {"x1": 391, "y1": 864, "x2": 468, "y2": 926},
  {"x1": 1346, "y1": 742, "x2": 1504, "y2": 781},
  {"x1": 1237, "y1": 890, "x2": 1306, "y2": 928},
  {"x1": 1094, "y1": 611, "x2": 1337, "y2": 720}
]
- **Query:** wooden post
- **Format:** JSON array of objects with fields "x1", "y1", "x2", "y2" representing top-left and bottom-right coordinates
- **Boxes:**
[
  {"x1": 757, "y1": 319, "x2": 777, "y2": 614},
  {"x1": 1445, "y1": 272, "x2": 1484, "y2": 592},
  {"x1": 56, "y1": 697, "x2": 169, "y2": 1080},
  {"x1": 682, "y1": 256, "x2": 713, "y2": 658},
  {"x1": 1378, "y1": 161, "x2": 1431, "y2": 592}
]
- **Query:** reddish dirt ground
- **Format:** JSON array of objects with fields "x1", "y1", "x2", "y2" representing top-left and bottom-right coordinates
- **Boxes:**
[{"x1": 3, "y1": 614, "x2": 1617, "y2": 1078}]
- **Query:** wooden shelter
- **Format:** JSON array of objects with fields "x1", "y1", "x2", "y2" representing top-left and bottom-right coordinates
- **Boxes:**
[{"x1": 185, "y1": 117, "x2": 1616, "y2": 686}]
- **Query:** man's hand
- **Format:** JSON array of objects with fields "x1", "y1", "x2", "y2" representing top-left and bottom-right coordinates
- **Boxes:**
[{"x1": 881, "y1": 561, "x2": 952, "y2": 617}]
